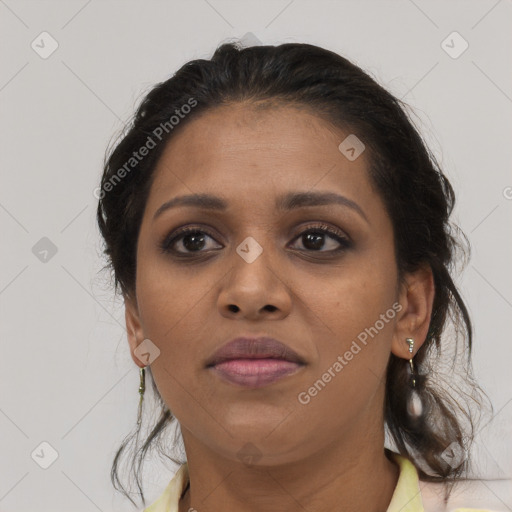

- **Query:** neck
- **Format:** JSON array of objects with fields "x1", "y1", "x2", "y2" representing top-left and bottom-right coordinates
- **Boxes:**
[{"x1": 178, "y1": 410, "x2": 399, "y2": 512}]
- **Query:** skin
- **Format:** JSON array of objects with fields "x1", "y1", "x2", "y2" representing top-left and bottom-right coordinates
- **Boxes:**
[{"x1": 125, "y1": 102, "x2": 435, "y2": 512}]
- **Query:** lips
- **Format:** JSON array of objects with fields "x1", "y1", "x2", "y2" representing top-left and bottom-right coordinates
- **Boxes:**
[
  {"x1": 206, "y1": 336, "x2": 306, "y2": 388},
  {"x1": 205, "y1": 336, "x2": 306, "y2": 367}
]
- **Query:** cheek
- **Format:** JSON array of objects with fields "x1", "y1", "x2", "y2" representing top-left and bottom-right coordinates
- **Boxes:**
[
  {"x1": 297, "y1": 298, "x2": 396, "y2": 435},
  {"x1": 310, "y1": 256, "x2": 398, "y2": 344},
  {"x1": 136, "y1": 248, "x2": 216, "y2": 339},
  {"x1": 134, "y1": 261, "x2": 210, "y2": 380},
  {"x1": 136, "y1": 271, "x2": 211, "y2": 423},
  {"x1": 303, "y1": 254, "x2": 398, "y2": 393}
]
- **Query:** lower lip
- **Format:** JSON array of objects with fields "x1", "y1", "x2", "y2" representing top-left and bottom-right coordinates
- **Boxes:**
[{"x1": 209, "y1": 359, "x2": 304, "y2": 388}]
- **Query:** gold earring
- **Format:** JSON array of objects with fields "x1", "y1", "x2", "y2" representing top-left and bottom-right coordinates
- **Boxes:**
[{"x1": 137, "y1": 366, "x2": 146, "y2": 426}]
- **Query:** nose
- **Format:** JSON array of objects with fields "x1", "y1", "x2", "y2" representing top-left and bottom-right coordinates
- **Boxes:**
[{"x1": 217, "y1": 243, "x2": 292, "y2": 321}]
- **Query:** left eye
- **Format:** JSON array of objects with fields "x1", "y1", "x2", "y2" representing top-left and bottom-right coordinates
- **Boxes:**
[
  {"x1": 289, "y1": 227, "x2": 350, "y2": 252},
  {"x1": 159, "y1": 224, "x2": 350, "y2": 256}
]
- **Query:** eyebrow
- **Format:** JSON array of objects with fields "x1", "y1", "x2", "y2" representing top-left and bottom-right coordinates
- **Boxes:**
[{"x1": 153, "y1": 191, "x2": 368, "y2": 223}]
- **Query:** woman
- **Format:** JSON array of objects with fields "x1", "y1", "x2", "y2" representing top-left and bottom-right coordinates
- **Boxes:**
[{"x1": 96, "y1": 41, "x2": 500, "y2": 511}]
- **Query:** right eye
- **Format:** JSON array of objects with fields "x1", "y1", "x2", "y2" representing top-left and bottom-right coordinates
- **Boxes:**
[{"x1": 159, "y1": 226, "x2": 223, "y2": 255}]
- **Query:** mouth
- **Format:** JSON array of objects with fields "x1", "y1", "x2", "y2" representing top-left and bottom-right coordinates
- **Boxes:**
[
  {"x1": 209, "y1": 358, "x2": 305, "y2": 388},
  {"x1": 206, "y1": 336, "x2": 306, "y2": 389}
]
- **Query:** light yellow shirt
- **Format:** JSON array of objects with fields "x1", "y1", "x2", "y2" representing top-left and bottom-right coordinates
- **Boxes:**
[{"x1": 143, "y1": 449, "x2": 497, "y2": 512}]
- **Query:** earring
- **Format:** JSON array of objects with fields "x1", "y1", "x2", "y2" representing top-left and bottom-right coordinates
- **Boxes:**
[
  {"x1": 137, "y1": 366, "x2": 146, "y2": 426},
  {"x1": 405, "y1": 338, "x2": 423, "y2": 418}
]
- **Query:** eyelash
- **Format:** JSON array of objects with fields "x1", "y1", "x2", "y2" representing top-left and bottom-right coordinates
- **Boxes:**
[{"x1": 158, "y1": 223, "x2": 352, "y2": 257}]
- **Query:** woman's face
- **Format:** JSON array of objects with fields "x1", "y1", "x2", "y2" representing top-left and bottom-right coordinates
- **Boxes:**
[{"x1": 126, "y1": 102, "x2": 423, "y2": 465}]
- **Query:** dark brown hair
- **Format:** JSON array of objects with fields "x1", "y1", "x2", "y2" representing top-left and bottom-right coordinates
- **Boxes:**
[{"x1": 96, "y1": 40, "x2": 493, "y2": 507}]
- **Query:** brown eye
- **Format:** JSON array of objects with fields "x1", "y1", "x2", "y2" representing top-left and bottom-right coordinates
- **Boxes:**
[
  {"x1": 159, "y1": 227, "x2": 222, "y2": 255},
  {"x1": 290, "y1": 224, "x2": 351, "y2": 253}
]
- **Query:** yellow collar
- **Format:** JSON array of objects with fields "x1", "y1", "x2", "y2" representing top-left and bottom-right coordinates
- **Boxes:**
[{"x1": 385, "y1": 448, "x2": 424, "y2": 511}]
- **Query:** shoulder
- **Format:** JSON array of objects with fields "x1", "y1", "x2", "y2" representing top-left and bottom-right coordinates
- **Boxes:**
[{"x1": 420, "y1": 477, "x2": 511, "y2": 512}]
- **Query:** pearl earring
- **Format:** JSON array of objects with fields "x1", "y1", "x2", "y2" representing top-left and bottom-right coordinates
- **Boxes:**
[{"x1": 405, "y1": 338, "x2": 423, "y2": 418}]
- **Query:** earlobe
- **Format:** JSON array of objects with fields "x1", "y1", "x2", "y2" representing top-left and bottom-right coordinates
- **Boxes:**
[
  {"x1": 390, "y1": 264, "x2": 435, "y2": 359},
  {"x1": 124, "y1": 296, "x2": 146, "y2": 369}
]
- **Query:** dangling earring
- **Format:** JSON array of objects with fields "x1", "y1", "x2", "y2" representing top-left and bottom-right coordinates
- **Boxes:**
[
  {"x1": 137, "y1": 366, "x2": 146, "y2": 426},
  {"x1": 405, "y1": 338, "x2": 423, "y2": 418}
]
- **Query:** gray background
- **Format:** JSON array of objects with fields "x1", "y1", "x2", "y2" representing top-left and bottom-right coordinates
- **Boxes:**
[{"x1": 1, "y1": 1, "x2": 511, "y2": 511}]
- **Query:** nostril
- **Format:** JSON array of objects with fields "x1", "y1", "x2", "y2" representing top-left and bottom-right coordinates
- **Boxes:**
[{"x1": 228, "y1": 304, "x2": 239, "y2": 313}]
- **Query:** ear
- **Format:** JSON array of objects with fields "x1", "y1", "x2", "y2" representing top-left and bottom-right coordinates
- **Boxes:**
[
  {"x1": 124, "y1": 294, "x2": 146, "y2": 369},
  {"x1": 390, "y1": 263, "x2": 435, "y2": 359}
]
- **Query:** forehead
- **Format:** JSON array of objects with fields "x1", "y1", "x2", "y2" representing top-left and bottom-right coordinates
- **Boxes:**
[{"x1": 146, "y1": 103, "x2": 378, "y2": 217}]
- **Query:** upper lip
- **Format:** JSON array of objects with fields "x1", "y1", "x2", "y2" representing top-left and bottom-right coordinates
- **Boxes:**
[{"x1": 206, "y1": 336, "x2": 306, "y2": 367}]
